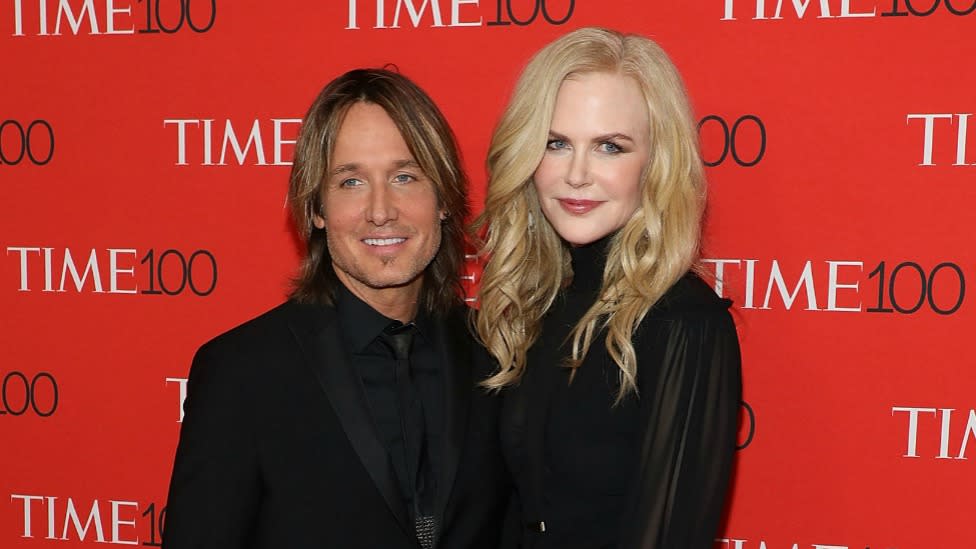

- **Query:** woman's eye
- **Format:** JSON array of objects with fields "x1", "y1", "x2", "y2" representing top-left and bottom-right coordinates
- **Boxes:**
[
  {"x1": 599, "y1": 141, "x2": 623, "y2": 154},
  {"x1": 546, "y1": 139, "x2": 567, "y2": 150}
]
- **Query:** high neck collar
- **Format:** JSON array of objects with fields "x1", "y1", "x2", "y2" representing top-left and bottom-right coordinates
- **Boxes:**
[{"x1": 567, "y1": 234, "x2": 613, "y2": 293}]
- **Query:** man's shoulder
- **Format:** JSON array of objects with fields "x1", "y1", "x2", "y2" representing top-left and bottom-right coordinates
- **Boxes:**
[{"x1": 198, "y1": 300, "x2": 329, "y2": 358}]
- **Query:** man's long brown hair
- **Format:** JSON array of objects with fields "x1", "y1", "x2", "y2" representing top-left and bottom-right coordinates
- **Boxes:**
[{"x1": 287, "y1": 68, "x2": 469, "y2": 314}]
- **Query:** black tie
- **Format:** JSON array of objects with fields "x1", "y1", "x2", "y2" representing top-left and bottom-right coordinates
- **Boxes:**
[{"x1": 381, "y1": 323, "x2": 436, "y2": 548}]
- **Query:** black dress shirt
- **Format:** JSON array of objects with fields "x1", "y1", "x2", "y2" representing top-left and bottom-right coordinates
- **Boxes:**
[{"x1": 335, "y1": 285, "x2": 445, "y2": 523}]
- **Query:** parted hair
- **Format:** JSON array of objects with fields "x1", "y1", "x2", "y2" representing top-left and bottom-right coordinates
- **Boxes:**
[
  {"x1": 475, "y1": 27, "x2": 707, "y2": 401},
  {"x1": 287, "y1": 68, "x2": 469, "y2": 313}
]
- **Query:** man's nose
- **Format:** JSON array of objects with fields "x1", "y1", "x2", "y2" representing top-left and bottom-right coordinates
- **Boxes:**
[{"x1": 365, "y1": 182, "x2": 398, "y2": 225}]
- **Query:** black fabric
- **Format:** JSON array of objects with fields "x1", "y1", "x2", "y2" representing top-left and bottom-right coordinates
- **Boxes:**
[
  {"x1": 381, "y1": 325, "x2": 437, "y2": 525},
  {"x1": 500, "y1": 237, "x2": 742, "y2": 549},
  {"x1": 380, "y1": 325, "x2": 426, "y2": 518},
  {"x1": 162, "y1": 299, "x2": 510, "y2": 549},
  {"x1": 335, "y1": 287, "x2": 441, "y2": 529}
]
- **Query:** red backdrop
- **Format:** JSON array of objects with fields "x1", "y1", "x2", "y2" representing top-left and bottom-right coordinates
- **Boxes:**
[{"x1": 3, "y1": 1, "x2": 974, "y2": 548}]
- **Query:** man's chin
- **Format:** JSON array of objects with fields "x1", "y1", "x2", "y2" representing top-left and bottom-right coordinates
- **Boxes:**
[
  {"x1": 341, "y1": 270, "x2": 424, "y2": 292},
  {"x1": 362, "y1": 276, "x2": 421, "y2": 290}
]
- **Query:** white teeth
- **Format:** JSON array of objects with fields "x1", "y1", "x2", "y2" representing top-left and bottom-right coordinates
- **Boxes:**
[{"x1": 363, "y1": 238, "x2": 406, "y2": 246}]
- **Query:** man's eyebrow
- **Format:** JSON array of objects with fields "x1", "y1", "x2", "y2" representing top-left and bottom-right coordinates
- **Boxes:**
[
  {"x1": 330, "y1": 163, "x2": 359, "y2": 177},
  {"x1": 392, "y1": 159, "x2": 421, "y2": 170},
  {"x1": 329, "y1": 160, "x2": 420, "y2": 177}
]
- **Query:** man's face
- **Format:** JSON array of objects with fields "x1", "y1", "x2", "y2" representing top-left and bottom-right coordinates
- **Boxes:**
[{"x1": 313, "y1": 102, "x2": 444, "y2": 308}]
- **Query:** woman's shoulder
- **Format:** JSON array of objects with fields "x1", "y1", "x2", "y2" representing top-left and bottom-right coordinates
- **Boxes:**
[{"x1": 648, "y1": 272, "x2": 732, "y2": 319}]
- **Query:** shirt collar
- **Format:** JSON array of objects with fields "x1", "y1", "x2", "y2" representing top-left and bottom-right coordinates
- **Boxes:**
[{"x1": 334, "y1": 283, "x2": 432, "y2": 354}]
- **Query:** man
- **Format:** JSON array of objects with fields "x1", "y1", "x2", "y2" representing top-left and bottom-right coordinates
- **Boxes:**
[{"x1": 162, "y1": 69, "x2": 510, "y2": 549}]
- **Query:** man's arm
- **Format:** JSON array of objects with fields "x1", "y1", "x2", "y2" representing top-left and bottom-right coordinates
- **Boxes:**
[{"x1": 162, "y1": 342, "x2": 262, "y2": 549}]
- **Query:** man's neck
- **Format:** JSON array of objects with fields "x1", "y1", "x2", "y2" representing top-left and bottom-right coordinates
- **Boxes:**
[{"x1": 335, "y1": 275, "x2": 422, "y2": 323}]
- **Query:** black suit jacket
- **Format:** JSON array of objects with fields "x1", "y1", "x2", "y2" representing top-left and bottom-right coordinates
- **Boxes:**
[{"x1": 162, "y1": 300, "x2": 510, "y2": 549}]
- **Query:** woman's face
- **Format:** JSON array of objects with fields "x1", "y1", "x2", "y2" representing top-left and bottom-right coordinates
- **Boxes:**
[{"x1": 532, "y1": 71, "x2": 651, "y2": 246}]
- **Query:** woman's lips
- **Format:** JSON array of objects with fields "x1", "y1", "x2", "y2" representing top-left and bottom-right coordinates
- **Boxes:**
[{"x1": 557, "y1": 198, "x2": 603, "y2": 215}]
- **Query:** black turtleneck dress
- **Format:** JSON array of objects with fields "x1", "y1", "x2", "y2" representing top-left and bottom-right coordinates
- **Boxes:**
[{"x1": 499, "y1": 238, "x2": 742, "y2": 549}]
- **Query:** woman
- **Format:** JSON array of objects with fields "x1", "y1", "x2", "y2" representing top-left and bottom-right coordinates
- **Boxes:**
[{"x1": 475, "y1": 27, "x2": 742, "y2": 548}]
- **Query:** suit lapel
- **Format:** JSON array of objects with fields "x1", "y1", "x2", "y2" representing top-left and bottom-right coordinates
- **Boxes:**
[
  {"x1": 287, "y1": 303, "x2": 411, "y2": 532},
  {"x1": 432, "y1": 308, "x2": 471, "y2": 539}
]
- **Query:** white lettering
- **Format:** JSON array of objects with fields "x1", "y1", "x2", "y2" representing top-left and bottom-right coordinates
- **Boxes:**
[
  {"x1": 167, "y1": 377, "x2": 189, "y2": 422},
  {"x1": 742, "y1": 259, "x2": 757, "y2": 308},
  {"x1": 108, "y1": 248, "x2": 137, "y2": 294},
  {"x1": 452, "y1": 0, "x2": 480, "y2": 26},
  {"x1": 13, "y1": 0, "x2": 25, "y2": 35},
  {"x1": 907, "y1": 113, "x2": 953, "y2": 166},
  {"x1": 892, "y1": 406, "x2": 937, "y2": 457},
  {"x1": 219, "y1": 120, "x2": 267, "y2": 165},
  {"x1": 164, "y1": 119, "x2": 199, "y2": 166},
  {"x1": 346, "y1": 0, "x2": 360, "y2": 28},
  {"x1": 773, "y1": 0, "x2": 833, "y2": 19},
  {"x1": 202, "y1": 119, "x2": 214, "y2": 165},
  {"x1": 954, "y1": 113, "x2": 972, "y2": 166},
  {"x1": 376, "y1": 0, "x2": 386, "y2": 27},
  {"x1": 59, "y1": 248, "x2": 104, "y2": 292},
  {"x1": 43, "y1": 247, "x2": 54, "y2": 291},
  {"x1": 273, "y1": 119, "x2": 301, "y2": 166},
  {"x1": 938, "y1": 408, "x2": 954, "y2": 459},
  {"x1": 722, "y1": 0, "x2": 736, "y2": 19},
  {"x1": 826, "y1": 261, "x2": 861, "y2": 312},
  {"x1": 46, "y1": 496, "x2": 56, "y2": 539},
  {"x1": 61, "y1": 497, "x2": 105, "y2": 542},
  {"x1": 392, "y1": 0, "x2": 444, "y2": 27},
  {"x1": 110, "y1": 501, "x2": 139, "y2": 545},
  {"x1": 723, "y1": 0, "x2": 877, "y2": 20},
  {"x1": 840, "y1": 0, "x2": 875, "y2": 17},
  {"x1": 957, "y1": 409, "x2": 976, "y2": 459},
  {"x1": 762, "y1": 260, "x2": 818, "y2": 310},
  {"x1": 11, "y1": 494, "x2": 44, "y2": 538},
  {"x1": 755, "y1": 0, "x2": 768, "y2": 18},
  {"x1": 7, "y1": 247, "x2": 40, "y2": 291},
  {"x1": 105, "y1": 0, "x2": 134, "y2": 34},
  {"x1": 702, "y1": 258, "x2": 741, "y2": 298},
  {"x1": 55, "y1": 0, "x2": 100, "y2": 35},
  {"x1": 167, "y1": 119, "x2": 301, "y2": 165}
]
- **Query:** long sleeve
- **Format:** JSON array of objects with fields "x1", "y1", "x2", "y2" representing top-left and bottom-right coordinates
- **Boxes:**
[
  {"x1": 162, "y1": 342, "x2": 262, "y2": 549},
  {"x1": 618, "y1": 308, "x2": 742, "y2": 549}
]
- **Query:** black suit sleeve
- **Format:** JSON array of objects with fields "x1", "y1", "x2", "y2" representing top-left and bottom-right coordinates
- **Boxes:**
[
  {"x1": 618, "y1": 309, "x2": 742, "y2": 549},
  {"x1": 162, "y1": 342, "x2": 262, "y2": 549}
]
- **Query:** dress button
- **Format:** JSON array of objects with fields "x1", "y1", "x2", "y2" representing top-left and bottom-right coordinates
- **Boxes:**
[{"x1": 529, "y1": 521, "x2": 546, "y2": 533}]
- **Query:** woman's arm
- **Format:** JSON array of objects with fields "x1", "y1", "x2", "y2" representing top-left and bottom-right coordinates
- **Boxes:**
[{"x1": 619, "y1": 308, "x2": 742, "y2": 549}]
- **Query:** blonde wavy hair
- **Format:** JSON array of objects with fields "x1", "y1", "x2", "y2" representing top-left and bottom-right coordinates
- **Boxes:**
[{"x1": 474, "y1": 27, "x2": 706, "y2": 401}]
